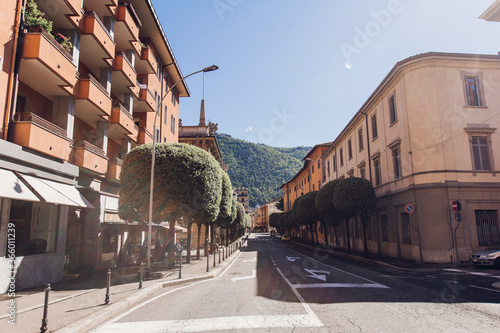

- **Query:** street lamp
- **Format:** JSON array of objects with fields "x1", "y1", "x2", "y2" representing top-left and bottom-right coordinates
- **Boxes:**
[{"x1": 146, "y1": 65, "x2": 219, "y2": 274}]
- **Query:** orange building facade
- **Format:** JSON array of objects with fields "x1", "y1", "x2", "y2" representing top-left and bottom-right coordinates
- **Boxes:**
[{"x1": 0, "y1": 0, "x2": 189, "y2": 291}]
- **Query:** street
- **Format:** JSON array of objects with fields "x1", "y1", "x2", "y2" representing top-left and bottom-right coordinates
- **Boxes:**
[{"x1": 91, "y1": 233, "x2": 500, "y2": 332}]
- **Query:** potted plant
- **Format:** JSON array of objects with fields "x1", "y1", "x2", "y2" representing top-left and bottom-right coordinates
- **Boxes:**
[
  {"x1": 54, "y1": 33, "x2": 73, "y2": 53},
  {"x1": 24, "y1": 0, "x2": 53, "y2": 33}
]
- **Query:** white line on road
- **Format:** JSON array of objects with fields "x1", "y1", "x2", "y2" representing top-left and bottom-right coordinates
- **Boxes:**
[
  {"x1": 469, "y1": 285, "x2": 500, "y2": 293},
  {"x1": 92, "y1": 314, "x2": 322, "y2": 332},
  {"x1": 292, "y1": 283, "x2": 390, "y2": 289},
  {"x1": 231, "y1": 269, "x2": 256, "y2": 282},
  {"x1": 275, "y1": 267, "x2": 323, "y2": 327},
  {"x1": 243, "y1": 257, "x2": 256, "y2": 262}
]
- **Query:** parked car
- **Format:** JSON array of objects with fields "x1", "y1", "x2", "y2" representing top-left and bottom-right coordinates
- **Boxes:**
[
  {"x1": 469, "y1": 244, "x2": 500, "y2": 268},
  {"x1": 281, "y1": 234, "x2": 290, "y2": 241}
]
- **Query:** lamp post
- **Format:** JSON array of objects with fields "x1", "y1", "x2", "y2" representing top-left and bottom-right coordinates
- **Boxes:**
[{"x1": 146, "y1": 65, "x2": 219, "y2": 274}]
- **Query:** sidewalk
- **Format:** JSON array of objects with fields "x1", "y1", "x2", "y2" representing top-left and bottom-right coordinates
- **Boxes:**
[{"x1": 0, "y1": 243, "x2": 245, "y2": 333}]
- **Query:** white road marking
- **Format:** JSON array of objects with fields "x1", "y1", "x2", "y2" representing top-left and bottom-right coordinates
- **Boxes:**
[
  {"x1": 275, "y1": 268, "x2": 323, "y2": 327},
  {"x1": 286, "y1": 256, "x2": 301, "y2": 262},
  {"x1": 285, "y1": 247, "x2": 389, "y2": 288},
  {"x1": 444, "y1": 269, "x2": 465, "y2": 273},
  {"x1": 470, "y1": 285, "x2": 500, "y2": 293},
  {"x1": 470, "y1": 272, "x2": 492, "y2": 277},
  {"x1": 231, "y1": 269, "x2": 256, "y2": 282},
  {"x1": 293, "y1": 283, "x2": 389, "y2": 289},
  {"x1": 93, "y1": 314, "x2": 322, "y2": 332},
  {"x1": 304, "y1": 269, "x2": 331, "y2": 281},
  {"x1": 243, "y1": 257, "x2": 256, "y2": 262}
]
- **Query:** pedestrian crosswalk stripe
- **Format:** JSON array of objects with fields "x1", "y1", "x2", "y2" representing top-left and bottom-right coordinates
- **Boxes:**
[{"x1": 93, "y1": 314, "x2": 323, "y2": 332}]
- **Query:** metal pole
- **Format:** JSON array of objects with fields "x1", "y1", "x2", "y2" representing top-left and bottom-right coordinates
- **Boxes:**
[
  {"x1": 139, "y1": 261, "x2": 144, "y2": 289},
  {"x1": 178, "y1": 252, "x2": 182, "y2": 279},
  {"x1": 206, "y1": 250, "x2": 210, "y2": 272},
  {"x1": 219, "y1": 246, "x2": 221, "y2": 264},
  {"x1": 40, "y1": 284, "x2": 50, "y2": 333},
  {"x1": 105, "y1": 269, "x2": 111, "y2": 304},
  {"x1": 213, "y1": 246, "x2": 216, "y2": 267},
  {"x1": 222, "y1": 246, "x2": 225, "y2": 261}
]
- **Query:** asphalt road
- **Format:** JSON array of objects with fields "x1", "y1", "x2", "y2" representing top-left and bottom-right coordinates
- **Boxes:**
[{"x1": 91, "y1": 233, "x2": 500, "y2": 332}]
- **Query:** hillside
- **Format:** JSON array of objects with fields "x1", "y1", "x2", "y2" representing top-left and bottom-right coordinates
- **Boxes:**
[{"x1": 216, "y1": 133, "x2": 311, "y2": 207}]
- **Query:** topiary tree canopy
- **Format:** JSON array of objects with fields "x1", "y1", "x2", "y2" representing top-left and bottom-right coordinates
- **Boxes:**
[
  {"x1": 316, "y1": 179, "x2": 343, "y2": 245},
  {"x1": 118, "y1": 143, "x2": 223, "y2": 224}
]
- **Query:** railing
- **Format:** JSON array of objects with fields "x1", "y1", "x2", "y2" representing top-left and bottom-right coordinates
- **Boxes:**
[
  {"x1": 14, "y1": 113, "x2": 68, "y2": 138},
  {"x1": 116, "y1": 51, "x2": 135, "y2": 71},
  {"x1": 25, "y1": 28, "x2": 74, "y2": 62},
  {"x1": 74, "y1": 140, "x2": 107, "y2": 159},
  {"x1": 139, "y1": 127, "x2": 153, "y2": 139},
  {"x1": 84, "y1": 11, "x2": 113, "y2": 40},
  {"x1": 119, "y1": 2, "x2": 142, "y2": 28},
  {"x1": 79, "y1": 73, "x2": 110, "y2": 97},
  {"x1": 109, "y1": 157, "x2": 123, "y2": 166},
  {"x1": 115, "y1": 103, "x2": 134, "y2": 121}
]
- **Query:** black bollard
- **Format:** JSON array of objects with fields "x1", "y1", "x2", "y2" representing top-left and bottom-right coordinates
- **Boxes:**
[
  {"x1": 178, "y1": 252, "x2": 182, "y2": 279},
  {"x1": 206, "y1": 251, "x2": 209, "y2": 272},
  {"x1": 213, "y1": 247, "x2": 216, "y2": 268},
  {"x1": 104, "y1": 269, "x2": 111, "y2": 304},
  {"x1": 40, "y1": 284, "x2": 50, "y2": 333},
  {"x1": 139, "y1": 262, "x2": 144, "y2": 289},
  {"x1": 219, "y1": 246, "x2": 221, "y2": 264}
]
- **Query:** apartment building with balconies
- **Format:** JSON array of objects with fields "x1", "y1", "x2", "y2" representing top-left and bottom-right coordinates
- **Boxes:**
[
  {"x1": 0, "y1": 0, "x2": 189, "y2": 290},
  {"x1": 321, "y1": 52, "x2": 500, "y2": 264}
]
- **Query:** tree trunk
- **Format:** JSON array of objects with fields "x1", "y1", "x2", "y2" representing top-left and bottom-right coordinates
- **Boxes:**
[
  {"x1": 186, "y1": 221, "x2": 192, "y2": 264},
  {"x1": 345, "y1": 218, "x2": 351, "y2": 253},
  {"x1": 166, "y1": 220, "x2": 176, "y2": 269},
  {"x1": 323, "y1": 222, "x2": 329, "y2": 246},
  {"x1": 210, "y1": 223, "x2": 215, "y2": 254},
  {"x1": 204, "y1": 222, "x2": 209, "y2": 257},
  {"x1": 196, "y1": 222, "x2": 202, "y2": 260},
  {"x1": 314, "y1": 223, "x2": 319, "y2": 245},
  {"x1": 362, "y1": 216, "x2": 369, "y2": 258}
]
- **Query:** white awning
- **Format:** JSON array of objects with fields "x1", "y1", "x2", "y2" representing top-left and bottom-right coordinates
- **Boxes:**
[
  {"x1": 20, "y1": 174, "x2": 94, "y2": 208},
  {"x1": 0, "y1": 169, "x2": 40, "y2": 201}
]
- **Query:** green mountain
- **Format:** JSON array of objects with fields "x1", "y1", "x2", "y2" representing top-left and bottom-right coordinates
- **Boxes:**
[{"x1": 216, "y1": 133, "x2": 311, "y2": 207}]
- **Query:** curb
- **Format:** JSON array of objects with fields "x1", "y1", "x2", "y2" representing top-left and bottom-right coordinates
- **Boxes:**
[{"x1": 55, "y1": 242, "x2": 245, "y2": 333}]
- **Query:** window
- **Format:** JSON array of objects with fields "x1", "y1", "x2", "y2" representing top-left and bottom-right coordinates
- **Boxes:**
[
  {"x1": 475, "y1": 210, "x2": 499, "y2": 245},
  {"x1": 317, "y1": 160, "x2": 320, "y2": 169},
  {"x1": 465, "y1": 76, "x2": 482, "y2": 106},
  {"x1": 171, "y1": 89, "x2": 177, "y2": 106},
  {"x1": 155, "y1": 90, "x2": 160, "y2": 115},
  {"x1": 312, "y1": 165, "x2": 314, "y2": 173},
  {"x1": 327, "y1": 160, "x2": 330, "y2": 174},
  {"x1": 156, "y1": 129, "x2": 160, "y2": 142},
  {"x1": 358, "y1": 128, "x2": 364, "y2": 151},
  {"x1": 381, "y1": 215, "x2": 389, "y2": 242},
  {"x1": 359, "y1": 164, "x2": 366, "y2": 180},
  {"x1": 401, "y1": 213, "x2": 411, "y2": 243},
  {"x1": 389, "y1": 95, "x2": 397, "y2": 124},
  {"x1": 339, "y1": 148, "x2": 344, "y2": 166},
  {"x1": 164, "y1": 136, "x2": 166, "y2": 143},
  {"x1": 312, "y1": 184, "x2": 315, "y2": 191},
  {"x1": 170, "y1": 115, "x2": 176, "y2": 134},
  {"x1": 371, "y1": 114, "x2": 378, "y2": 139},
  {"x1": 347, "y1": 169, "x2": 354, "y2": 177},
  {"x1": 164, "y1": 105, "x2": 168, "y2": 125},
  {"x1": 392, "y1": 145, "x2": 402, "y2": 179},
  {"x1": 365, "y1": 216, "x2": 373, "y2": 240},
  {"x1": 348, "y1": 139, "x2": 353, "y2": 160},
  {"x1": 333, "y1": 155, "x2": 337, "y2": 171},
  {"x1": 472, "y1": 136, "x2": 491, "y2": 171},
  {"x1": 7, "y1": 200, "x2": 59, "y2": 256},
  {"x1": 318, "y1": 181, "x2": 321, "y2": 190},
  {"x1": 373, "y1": 156, "x2": 381, "y2": 186}
]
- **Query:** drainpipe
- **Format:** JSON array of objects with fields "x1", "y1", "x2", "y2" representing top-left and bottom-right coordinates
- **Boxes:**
[{"x1": 3, "y1": 0, "x2": 25, "y2": 140}]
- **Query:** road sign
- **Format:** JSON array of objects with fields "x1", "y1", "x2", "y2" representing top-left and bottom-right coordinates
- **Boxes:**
[
  {"x1": 405, "y1": 203, "x2": 414, "y2": 214},
  {"x1": 452, "y1": 200, "x2": 461, "y2": 211}
]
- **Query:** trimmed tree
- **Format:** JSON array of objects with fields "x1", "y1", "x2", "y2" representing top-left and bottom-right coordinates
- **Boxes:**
[
  {"x1": 119, "y1": 143, "x2": 223, "y2": 268},
  {"x1": 315, "y1": 179, "x2": 343, "y2": 246},
  {"x1": 334, "y1": 177, "x2": 376, "y2": 256},
  {"x1": 296, "y1": 191, "x2": 319, "y2": 246}
]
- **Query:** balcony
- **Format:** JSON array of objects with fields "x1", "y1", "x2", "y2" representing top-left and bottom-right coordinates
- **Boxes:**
[
  {"x1": 20, "y1": 31, "x2": 77, "y2": 99},
  {"x1": 11, "y1": 113, "x2": 73, "y2": 161},
  {"x1": 138, "y1": 127, "x2": 154, "y2": 144},
  {"x1": 112, "y1": 52, "x2": 137, "y2": 95},
  {"x1": 72, "y1": 140, "x2": 109, "y2": 175},
  {"x1": 108, "y1": 104, "x2": 139, "y2": 141},
  {"x1": 75, "y1": 74, "x2": 112, "y2": 125},
  {"x1": 114, "y1": 3, "x2": 141, "y2": 51},
  {"x1": 107, "y1": 157, "x2": 122, "y2": 181},
  {"x1": 135, "y1": 45, "x2": 157, "y2": 75},
  {"x1": 80, "y1": 11, "x2": 115, "y2": 75},
  {"x1": 133, "y1": 84, "x2": 155, "y2": 112}
]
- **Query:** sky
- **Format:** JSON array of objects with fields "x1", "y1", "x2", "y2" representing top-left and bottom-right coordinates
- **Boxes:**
[{"x1": 152, "y1": 0, "x2": 500, "y2": 148}]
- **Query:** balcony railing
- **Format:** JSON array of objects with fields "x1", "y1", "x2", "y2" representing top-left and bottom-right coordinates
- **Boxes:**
[
  {"x1": 74, "y1": 140, "x2": 107, "y2": 159},
  {"x1": 14, "y1": 112, "x2": 68, "y2": 138}
]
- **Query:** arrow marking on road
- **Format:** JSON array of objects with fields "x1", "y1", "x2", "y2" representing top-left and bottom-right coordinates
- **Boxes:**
[
  {"x1": 304, "y1": 269, "x2": 330, "y2": 281},
  {"x1": 286, "y1": 256, "x2": 301, "y2": 262},
  {"x1": 231, "y1": 269, "x2": 256, "y2": 282}
]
